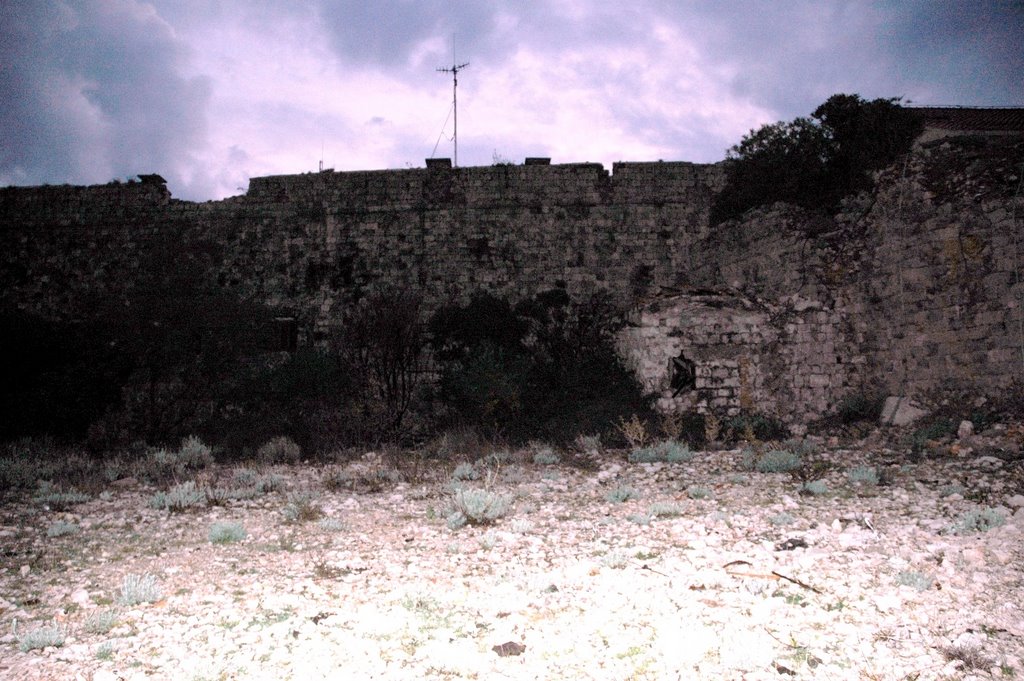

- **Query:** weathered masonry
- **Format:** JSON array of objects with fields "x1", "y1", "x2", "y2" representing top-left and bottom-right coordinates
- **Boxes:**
[{"x1": 2, "y1": 112, "x2": 1022, "y2": 424}]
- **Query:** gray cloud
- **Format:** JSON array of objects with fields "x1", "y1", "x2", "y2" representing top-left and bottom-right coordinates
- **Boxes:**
[{"x1": 0, "y1": 0, "x2": 209, "y2": 192}]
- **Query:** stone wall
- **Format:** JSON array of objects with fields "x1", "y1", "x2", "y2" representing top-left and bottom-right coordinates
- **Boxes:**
[
  {"x1": 615, "y1": 291, "x2": 855, "y2": 423},
  {"x1": 1, "y1": 136, "x2": 1022, "y2": 425}
]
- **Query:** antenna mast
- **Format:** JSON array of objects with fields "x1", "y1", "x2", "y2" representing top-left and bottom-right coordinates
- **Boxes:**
[{"x1": 437, "y1": 59, "x2": 469, "y2": 166}]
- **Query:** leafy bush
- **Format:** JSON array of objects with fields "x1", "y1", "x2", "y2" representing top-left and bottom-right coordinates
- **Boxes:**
[
  {"x1": 686, "y1": 485, "x2": 712, "y2": 500},
  {"x1": 135, "y1": 438, "x2": 212, "y2": 485},
  {"x1": 628, "y1": 440, "x2": 693, "y2": 464},
  {"x1": 452, "y1": 463, "x2": 480, "y2": 481},
  {"x1": 711, "y1": 94, "x2": 922, "y2": 224},
  {"x1": 282, "y1": 491, "x2": 323, "y2": 523},
  {"x1": 81, "y1": 609, "x2": 118, "y2": 635},
  {"x1": 604, "y1": 485, "x2": 639, "y2": 503},
  {"x1": 910, "y1": 419, "x2": 956, "y2": 454},
  {"x1": 649, "y1": 502, "x2": 684, "y2": 518},
  {"x1": 832, "y1": 393, "x2": 885, "y2": 424},
  {"x1": 45, "y1": 521, "x2": 81, "y2": 537},
  {"x1": 119, "y1": 573, "x2": 163, "y2": 605},
  {"x1": 847, "y1": 465, "x2": 879, "y2": 486},
  {"x1": 0, "y1": 308, "x2": 124, "y2": 442},
  {"x1": 752, "y1": 449, "x2": 802, "y2": 473},
  {"x1": 801, "y1": 480, "x2": 829, "y2": 496},
  {"x1": 896, "y1": 570, "x2": 934, "y2": 591},
  {"x1": 448, "y1": 488, "x2": 512, "y2": 526},
  {"x1": 208, "y1": 521, "x2": 247, "y2": 544},
  {"x1": 14, "y1": 619, "x2": 66, "y2": 651},
  {"x1": 722, "y1": 413, "x2": 789, "y2": 443},
  {"x1": 34, "y1": 482, "x2": 90, "y2": 510},
  {"x1": 430, "y1": 289, "x2": 650, "y2": 443},
  {"x1": 148, "y1": 481, "x2": 205, "y2": 512},
  {"x1": 532, "y1": 446, "x2": 560, "y2": 466},
  {"x1": 257, "y1": 436, "x2": 301, "y2": 464},
  {"x1": 944, "y1": 507, "x2": 1007, "y2": 535}
]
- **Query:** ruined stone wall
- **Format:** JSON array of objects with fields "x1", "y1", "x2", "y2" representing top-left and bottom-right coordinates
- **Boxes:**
[
  {"x1": 0, "y1": 161, "x2": 723, "y2": 339},
  {"x1": 616, "y1": 293, "x2": 855, "y2": 423},
  {"x1": 1, "y1": 137, "x2": 1021, "y2": 424},
  {"x1": 676, "y1": 136, "x2": 1024, "y2": 403}
]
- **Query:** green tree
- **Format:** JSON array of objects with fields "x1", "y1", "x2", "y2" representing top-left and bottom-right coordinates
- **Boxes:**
[{"x1": 711, "y1": 94, "x2": 922, "y2": 224}]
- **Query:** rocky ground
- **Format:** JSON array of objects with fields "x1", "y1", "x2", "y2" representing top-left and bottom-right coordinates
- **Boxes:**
[{"x1": 1, "y1": 426, "x2": 1023, "y2": 681}]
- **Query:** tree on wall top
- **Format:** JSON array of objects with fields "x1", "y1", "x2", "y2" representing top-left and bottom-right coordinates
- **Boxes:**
[{"x1": 710, "y1": 94, "x2": 923, "y2": 224}]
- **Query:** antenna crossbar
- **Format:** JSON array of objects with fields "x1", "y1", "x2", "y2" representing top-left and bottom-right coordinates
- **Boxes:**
[{"x1": 437, "y1": 61, "x2": 469, "y2": 166}]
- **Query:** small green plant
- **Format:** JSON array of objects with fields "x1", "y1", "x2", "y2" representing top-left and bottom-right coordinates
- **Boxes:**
[
  {"x1": 81, "y1": 609, "x2": 118, "y2": 635},
  {"x1": 119, "y1": 573, "x2": 163, "y2": 606},
  {"x1": 257, "y1": 436, "x2": 301, "y2": 464},
  {"x1": 532, "y1": 448, "x2": 560, "y2": 466},
  {"x1": 649, "y1": 502, "x2": 684, "y2": 518},
  {"x1": 833, "y1": 393, "x2": 885, "y2": 424},
  {"x1": 769, "y1": 512, "x2": 795, "y2": 526},
  {"x1": 605, "y1": 485, "x2": 639, "y2": 503},
  {"x1": 14, "y1": 619, "x2": 66, "y2": 651},
  {"x1": 448, "y1": 488, "x2": 512, "y2": 527},
  {"x1": 282, "y1": 491, "x2": 323, "y2": 523},
  {"x1": 601, "y1": 550, "x2": 630, "y2": 569},
  {"x1": 801, "y1": 480, "x2": 829, "y2": 496},
  {"x1": 575, "y1": 434, "x2": 601, "y2": 452},
  {"x1": 479, "y1": 530, "x2": 499, "y2": 550},
  {"x1": 940, "y1": 483, "x2": 966, "y2": 497},
  {"x1": 177, "y1": 435, "x2": 215, "y2": 469},
  {"x1": 46, "y1": 520, "x2": 81, "y2": 537},
  {"x1": 848, "y1": 465, "x2": 879, "y2": 486},
  {"x1": 0, "y1": 453, "x2": 41, "y2": 490},
  {"x1": 627, "y1": 513, "x2": 652, "y2": 525},
  {"x1": 208, "y1": 521, "x2": 247, "y2": 544},
  {"x1": 753, "y1": 449, "x2": 802, "y2": 473},
  {"x1": 33, "y1": 481, "x2": 90, "y2": 510},
  {"x1": 135, "y1": 438, "x2": 212, "y2": 484},
  {"x1": 317, "y1": 517, "x2": 346, "y2": 532},
  {"x1": 148, "y1": 481, "x2": 206, "y2": 512},
  {"x1": 231, "y1": 468, "x2": 259, "y2": 486},
  {"x1": 254, "y1": 473, "x2": 284, "y2": 493},
  {"x1": 945, "y1": 507, "x2": 1007, "y2": 535},
  {"x1": 628, "y1": 440, "x2": 692, "y2": 464},
  {"x1": 95, "y1": 641, "x2": 114, "y2": 660},
  {"x1": 895, "y1": 570, "x2": 934, "y2": 591},
  {"x1": 452, "y1": 463, "x2": 479, "y2": 481},
  {"x1": 686, "y1": 485, "x2": 712, "y2": 500}
]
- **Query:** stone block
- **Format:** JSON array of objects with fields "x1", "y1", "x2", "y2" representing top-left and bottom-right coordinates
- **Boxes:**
[{"x1": 879, "y1": 396, "x2": 929, "y2": 426}]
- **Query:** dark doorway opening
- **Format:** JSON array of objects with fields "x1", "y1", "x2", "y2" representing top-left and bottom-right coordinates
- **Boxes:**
[{"x1": 670, "y1": 354, "x2": 696, "y2": 396}]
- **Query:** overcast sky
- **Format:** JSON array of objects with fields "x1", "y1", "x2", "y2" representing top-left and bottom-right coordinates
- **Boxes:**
[{"x1": 2, "y1": 1, "x2": 1021, "y2": 201}]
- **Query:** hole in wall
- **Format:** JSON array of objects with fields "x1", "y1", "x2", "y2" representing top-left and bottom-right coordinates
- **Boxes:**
[{"x1": 670, "y1": 354, "x2": 696, "y2": 397}]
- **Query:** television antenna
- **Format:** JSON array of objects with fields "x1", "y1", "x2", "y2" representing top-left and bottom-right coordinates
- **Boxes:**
[{"x1": 437, "y1": 59, "x2": 469, "y2": 166}]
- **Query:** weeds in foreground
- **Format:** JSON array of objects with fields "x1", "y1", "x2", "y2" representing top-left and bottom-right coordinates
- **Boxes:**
[
  {"x1": 847, "y1": 465, "x2": 879, "y2": 486},
  {"x1": 33, "y1": 481, "x2": 90, "y2": 510},
  {"x1": 944, "y1": 507, "x2": 1007, "y2": 535},
  {"x1": 13, "y1": 619, "x2": 65, "y2": 652},
  {"x1": 119, "y1": 573, "x2": 163, "y2": 606},
  {"x1": 744, "y1": 448, "x2": 802, "y2": 473},
  {"x1": 46, "y1": 520, "x2": 81, "y2": 537},
  {"x1": 605, "y1": 485, "x2": 639, "y2": 503},
  {"x1": 282, "y1": 491, "x2": 323, "y2": 523},
  {"x1": 209, "y1": 521, "x2": 247, "y2": 544},
  {"x1": 148, "y1": 481, "x2": 205, "y2": 512},
  {"x1": 628, "y1": 440, "x2": 693, "y2": 464},
  {"x1": 257, "y1": 436, "x2": 301, "y2": 464},
  {"x1": 447, "y1": 488, "x2": 512, "y2": 529},
  {"x1": 81, "y1": 609, "x2": 118, "y2": 635}
]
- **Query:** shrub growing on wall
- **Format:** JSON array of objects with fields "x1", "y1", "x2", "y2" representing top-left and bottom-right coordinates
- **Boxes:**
[
  {"x1": 430, "y1": 289, "x2": 650, "y2": 443},
  {"x1": 0, "y1": 309, "x2": 122, "y2": 441},
  {"x1": 711, "y1": 94, "x2": 922, "y2": 224},
  {"x1": 87, "y1": 238, "x2": 273, "y2": 448}
]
